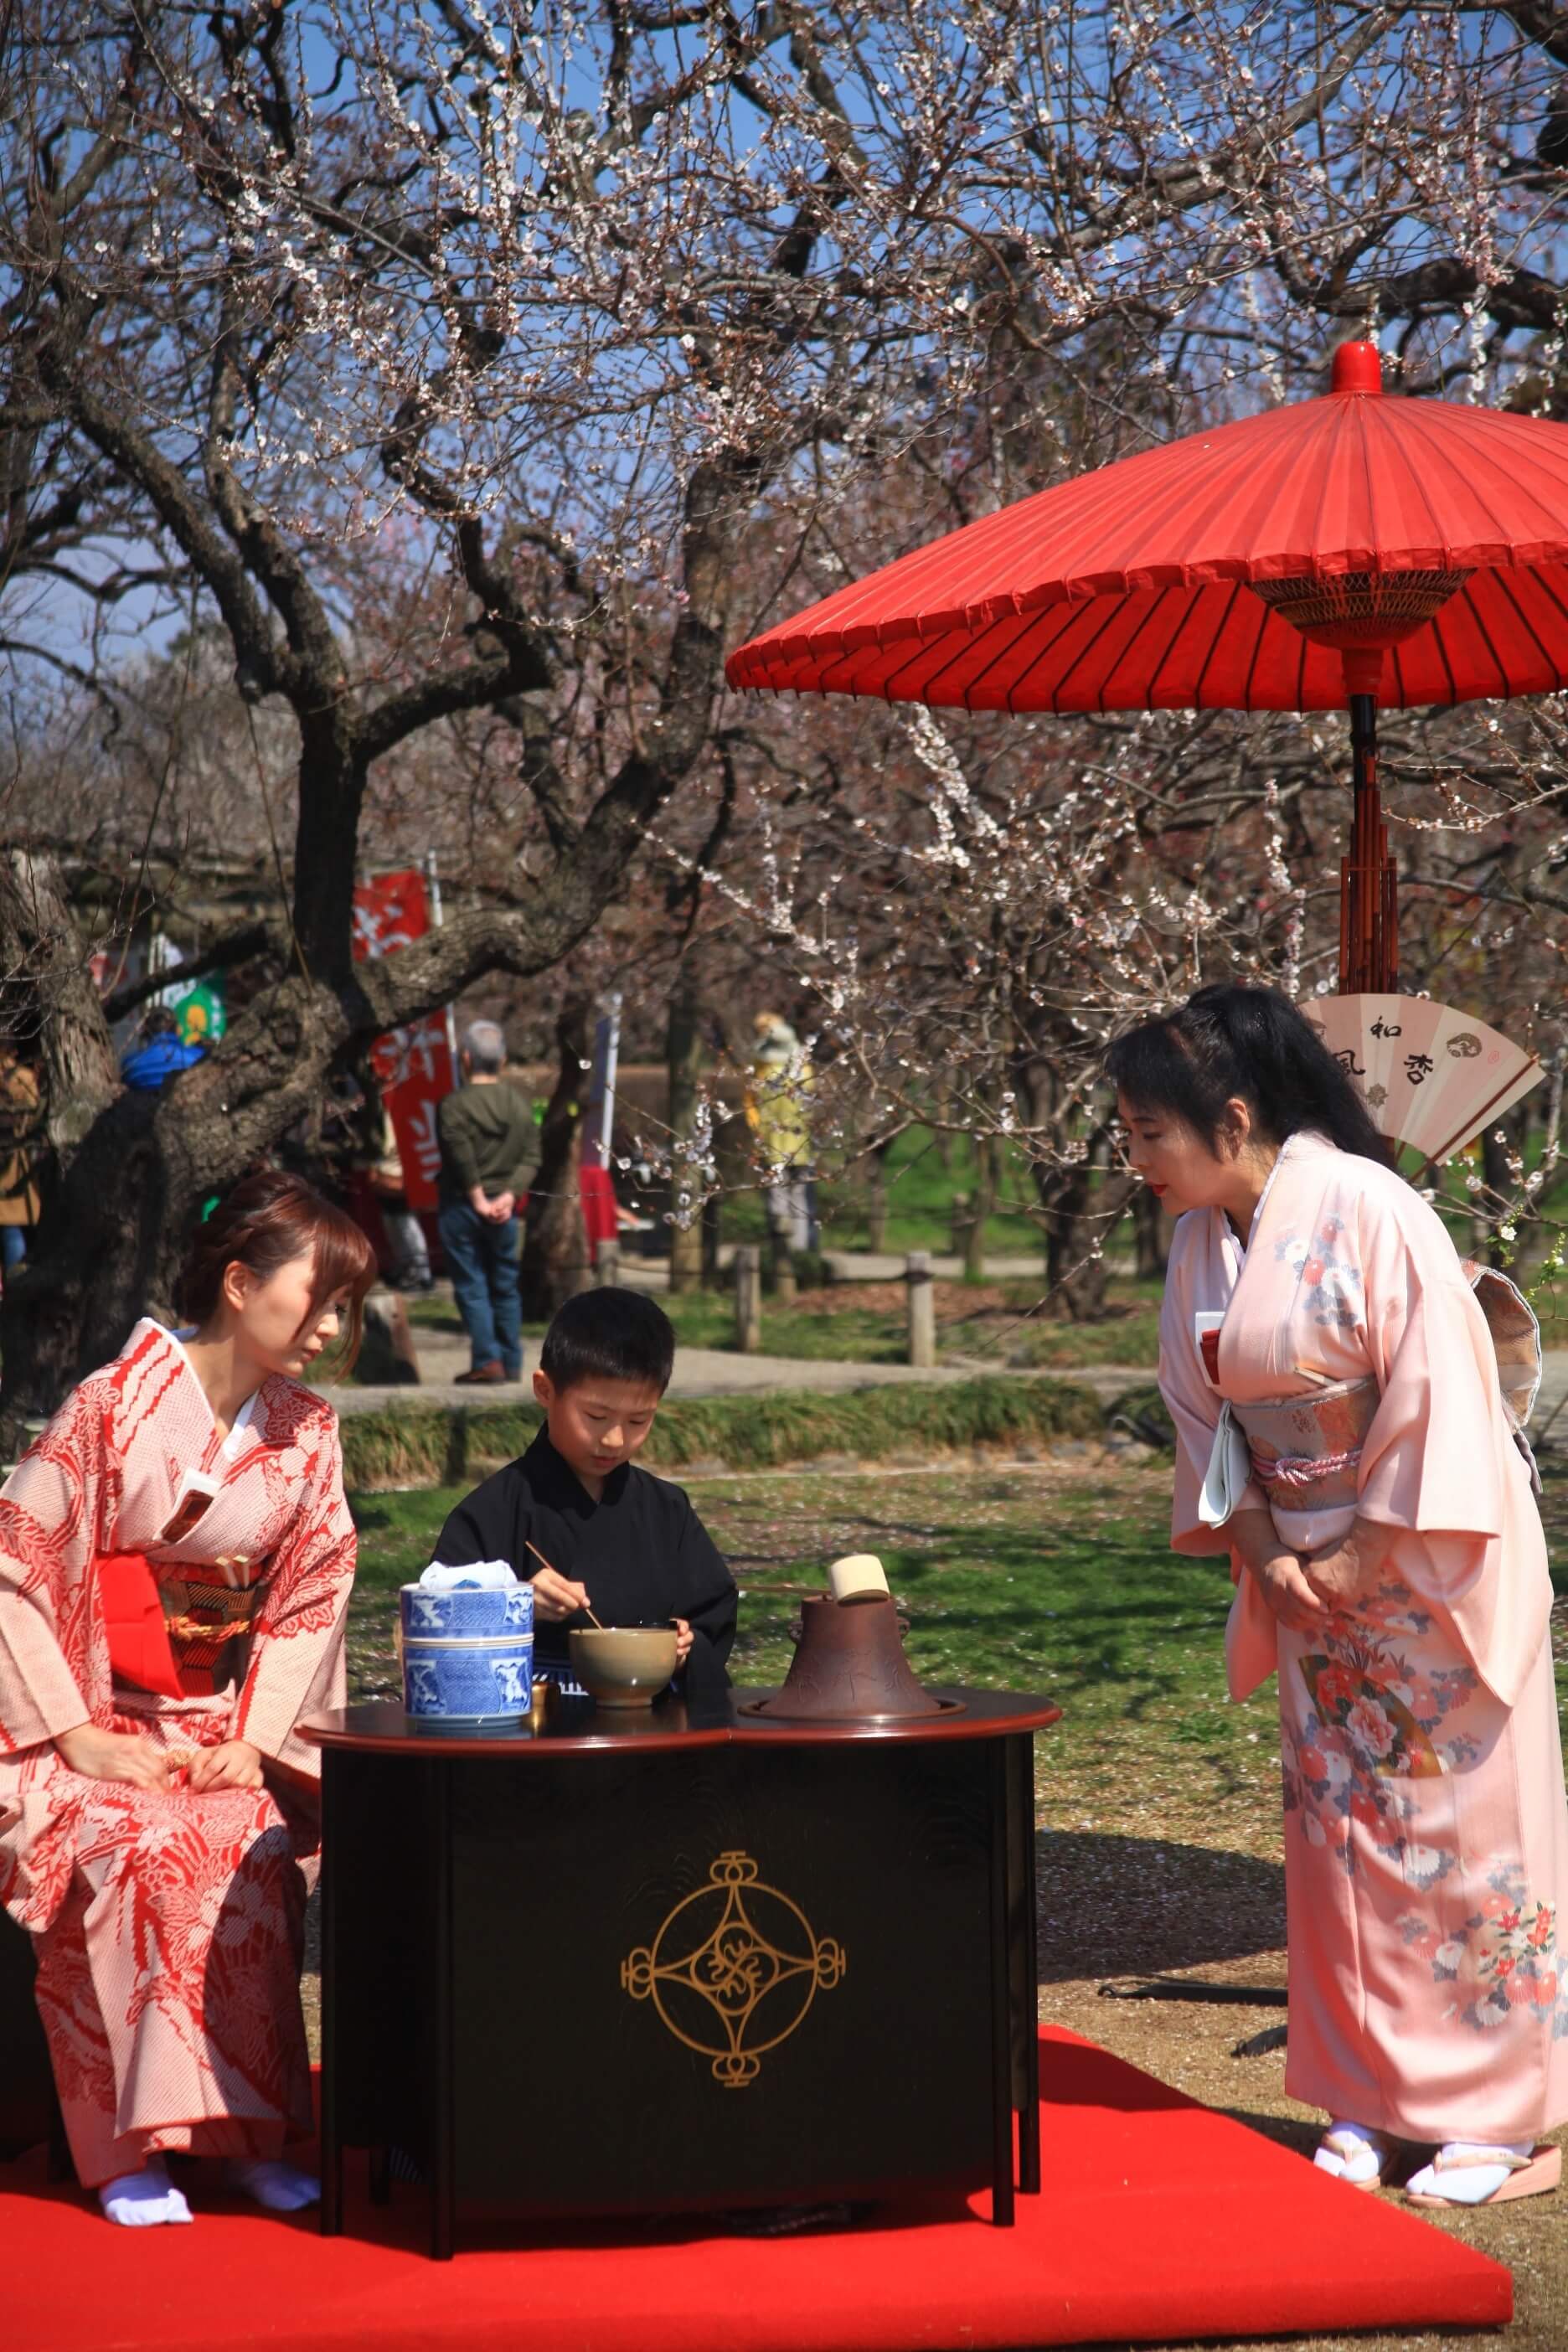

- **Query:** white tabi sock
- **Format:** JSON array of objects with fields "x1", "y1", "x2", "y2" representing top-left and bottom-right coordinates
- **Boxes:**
[
  {"x1": 99, "y1": 2159, "x2": 193, "y2": 2227},
  {"x1": 1313, "y1": 2119, "x2": 1390, "y2": 2185},
  {"x1": 1406, "y1": 2140, "x2": 1534, "y2": 2205},
  {"x1": 228, "y1": 2158, "x2": 321, "y2": 2212}
]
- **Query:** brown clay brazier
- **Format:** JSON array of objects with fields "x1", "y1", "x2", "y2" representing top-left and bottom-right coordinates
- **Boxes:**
[{"x1": 750, "y1": 1592, "x2": 945, "y2": 1721}]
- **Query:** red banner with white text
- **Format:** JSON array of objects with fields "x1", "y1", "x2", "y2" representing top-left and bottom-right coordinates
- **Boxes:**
[{"x1": 351, "y1": 869, "x2": 453, "y2": 1213}]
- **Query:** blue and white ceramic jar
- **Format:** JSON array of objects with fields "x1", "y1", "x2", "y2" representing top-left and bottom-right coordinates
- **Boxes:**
[
  {"x1": 401, "y1": 1631, "x2": 534, "y2": 1724},
  {"x1": 398, "y1": 1569, "x2": 534, "y2": 1725}
]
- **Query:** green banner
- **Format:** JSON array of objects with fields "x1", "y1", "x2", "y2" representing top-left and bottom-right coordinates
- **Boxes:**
[{"x1": 169, "y1": 978, "x2": 226, "y2": 1049}]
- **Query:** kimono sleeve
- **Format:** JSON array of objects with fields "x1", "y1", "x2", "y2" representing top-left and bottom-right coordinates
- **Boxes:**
[
  {"x1": 1353, "y1": 1181, "x2": 1550, "y2": 1701},
  {"x1": 672, "y1": 1494, "x2": 737, "y2": 1700},
  {"x1": 1354, "y1": 1184, "x2": 1507, "y2": 1540},
  {"x1": 1157, "y1": 1224, "x2": 1266, "y2": 1556},
  {"x1": 233, "y1": 1413, "x2": 356, "y2": 1776},
  {"x1": 0, "y1": 1380, "x2": 113, "y2": 1753}
]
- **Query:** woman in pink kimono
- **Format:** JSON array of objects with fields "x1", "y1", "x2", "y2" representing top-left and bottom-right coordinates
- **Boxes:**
[
  {"x1": 1109, "y1": 985, "x2": 1567, "y2": 2206},
  {"x1": 0, "y1": 1169, "x2": 374, "y2": 2226}
]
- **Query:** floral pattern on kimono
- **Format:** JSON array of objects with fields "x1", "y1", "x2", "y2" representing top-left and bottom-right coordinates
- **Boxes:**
[
  {"x1": 1271, "y1": 1215, "x2": 1364, "y2": 1331},
  {"x1": 1280, "y1": 1579, "x2": 1482, "y2": 1885},
  {"x1": 0, "y1": 1319, "x2": 355, "y2": 2184},
  {"x1": 1397, "y1": 1870, "x2": 1568, "y2": 2041}
]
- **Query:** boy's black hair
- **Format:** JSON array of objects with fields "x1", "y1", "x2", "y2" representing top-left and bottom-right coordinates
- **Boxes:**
[{"x1": 539, "y1": 1287, "x2": 676, "y2": 1395}]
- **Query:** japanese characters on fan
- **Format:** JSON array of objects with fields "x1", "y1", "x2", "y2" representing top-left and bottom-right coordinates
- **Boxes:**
[{"x1": 0, "y1": 1170, "x2": 376, "y2": 2225}]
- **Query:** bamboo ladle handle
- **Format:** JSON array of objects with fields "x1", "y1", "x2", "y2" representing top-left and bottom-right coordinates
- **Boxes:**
[{"x1": 524, "y1": 1540, "x2": 604, "y2": 1629}]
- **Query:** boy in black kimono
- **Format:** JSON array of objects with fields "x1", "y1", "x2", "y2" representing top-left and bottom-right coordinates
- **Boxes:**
[{"x1": 433, "y1": 1288, "x2": 737, "y2": 1700}]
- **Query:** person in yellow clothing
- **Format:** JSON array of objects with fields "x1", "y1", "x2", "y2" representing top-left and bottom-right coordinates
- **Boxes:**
[
  {"x1": 0, "y1": 1046, "x2": 43, "y2": 1279},
  {"x1": 745, "y1": 1013, "x2": 816, "y2": 1252}
]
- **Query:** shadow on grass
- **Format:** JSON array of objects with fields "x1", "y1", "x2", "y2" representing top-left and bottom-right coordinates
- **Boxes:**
[{"x1": 1034, "y1": 1829, "x2": 1285, "y2": 1983}]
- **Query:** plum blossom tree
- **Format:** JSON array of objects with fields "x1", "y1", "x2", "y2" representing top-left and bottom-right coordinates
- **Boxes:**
[{"x1": 5, "y1": 0, "x2": 1568, "y2": 1407}]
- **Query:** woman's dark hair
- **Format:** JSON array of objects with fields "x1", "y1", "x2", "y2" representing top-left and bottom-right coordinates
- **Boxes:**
[
  {"x1": 1104, "y1": 984, "x2": 1392, "y2": 1164},
  {"x1": 539, "y1": 1287, "x2": 676, "y2": 1396},
  {"x1": 174, "y1": 1168, "x2": 379, "y2": 1369}
]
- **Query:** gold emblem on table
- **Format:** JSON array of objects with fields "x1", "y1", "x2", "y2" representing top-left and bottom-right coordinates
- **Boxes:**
[{"x1": 621, "y1": 1851, "x2": 846, "y2": 2088}]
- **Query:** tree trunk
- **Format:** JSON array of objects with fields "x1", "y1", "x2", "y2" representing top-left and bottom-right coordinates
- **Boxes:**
[
  {"x1": 0, "y1": 936, "x2": 363, "y2": 1441},
  {"x1": 667, "y1": 974, "x2": 704, "y2": 1295},
  {"x1": 864, "y1": 1141, "x2": 891, "y2": 1251},
  {"x1": 0, "y1": 852, "x2": 120, "y2": 1150},
  {"x1": 1132, "y1": 1184, "x2": 1169, "y2": 1280},
  {"x1": 519, "y1": 999, "x2": 592, "y2": 1319},
  {"x1": 1009, "y1": 1039, "x2": 1137, "y2": 1322},
  {"x1": 1039, "y1": 1163, "x2": 1110, "y2": 1319},
  {"x1": 964, "y1": 1132, "x2": 995, "y2": 1283},
  {"x1": 930, "y1": 1087, "x2": 952, "y2": 1171},
  {"x1": 0, "y1": 862, "x2": 219, "y2": 1443},
  {"x1": 1, "y1": 1090, "x2": 194, "y2": 1445},
  {"x1": 1035, "y1": 1146, "x2": 1139, "y2": 1322}
]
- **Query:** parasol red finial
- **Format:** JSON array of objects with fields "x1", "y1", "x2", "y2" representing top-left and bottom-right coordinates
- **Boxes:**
[{"x1": 1331, "y1": 340, "x2": 1383, "y2": 396}]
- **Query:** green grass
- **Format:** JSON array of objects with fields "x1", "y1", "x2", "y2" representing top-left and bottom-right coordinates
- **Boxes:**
[
  {"x1": 992, "y1": 1287, "x2": 1162, "y2": 1368},
  {"x1": 655, "y1": 1292, "x2": 910, "y2": 1363},
  {"x1": 337, "y1": 1372, "x2": 1107, "y2": 1490},
  {"x1": 662, "y1": 1280, "x2": 1163, "y2": 1369},
  {"x1": 345, "y1": 1455, "x2": 1568, "y2": 1844}
]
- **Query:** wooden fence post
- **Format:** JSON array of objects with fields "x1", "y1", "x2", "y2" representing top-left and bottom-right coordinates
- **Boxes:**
[
  {"x1": 771, "y1": 1230, "x2": 797, "y2": 1305},
  {"x1": 735, "y1": 1246, "x2": 762, "y2": 1353},
  {"x1": 906, "y1": 1250, "x2": 936, "y2": 1368}
]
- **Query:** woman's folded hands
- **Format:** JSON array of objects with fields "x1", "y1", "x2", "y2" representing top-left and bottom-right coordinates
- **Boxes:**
[
  {"x1": 1228, "y1": 1506, "x2": 1327, "y2": 1635},
  {"x1": 1229, "y1": 1505, "x2": 1390, "y2": 1631},
  {"x1": 1302, "y1": 1521, "x2": 1388, "y2": 1614},
  {"x1": 52, "y1": 1724, "x2": 265, "y2": 1792}
]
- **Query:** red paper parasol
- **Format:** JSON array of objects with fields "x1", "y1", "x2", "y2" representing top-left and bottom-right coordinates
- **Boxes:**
[{"x1": 727, "y1": 343, "x2": 1568, "y2": 993}]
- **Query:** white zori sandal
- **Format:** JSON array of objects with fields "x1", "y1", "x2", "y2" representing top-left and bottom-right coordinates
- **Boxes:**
[
  {"x1": 1313, "y1": 2121, "x2": 1395, "y2": 2188},
  {"x1": 1406, "y1": 2141, "x2": 1562, "y2": 2209}
]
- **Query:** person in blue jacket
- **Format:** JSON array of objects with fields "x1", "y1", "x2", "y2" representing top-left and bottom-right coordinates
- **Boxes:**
[{"x1": 121, "y1": 1007, "x2": 205, "y2": 1091}]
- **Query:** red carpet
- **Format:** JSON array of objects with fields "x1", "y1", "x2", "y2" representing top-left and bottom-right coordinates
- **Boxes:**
[{"x1": 3, "y1": 2028, "x2": 1510, "y2": 2351}]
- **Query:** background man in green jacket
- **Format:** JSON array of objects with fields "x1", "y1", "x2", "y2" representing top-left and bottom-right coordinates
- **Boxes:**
[{"x1": 436, "y1": 1021, "x2": 538, "y2": 1384}]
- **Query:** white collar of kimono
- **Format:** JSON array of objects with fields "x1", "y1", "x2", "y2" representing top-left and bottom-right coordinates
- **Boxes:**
[
  {"x1": 160, "y1": 1322, "x2": 261, "y2": 1459},
  {"x1": 1226, "y1": 1128, "x2": 1330, "y2": 1261}
]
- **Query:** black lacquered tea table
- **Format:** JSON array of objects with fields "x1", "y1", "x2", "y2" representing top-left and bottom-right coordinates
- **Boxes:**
[{"x1": 301, "y1": 1688, "x2": 1058, "y2": 2258}]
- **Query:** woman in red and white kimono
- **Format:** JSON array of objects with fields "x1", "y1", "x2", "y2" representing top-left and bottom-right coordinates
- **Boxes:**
[{"x1": 0, "y1": 1169, "x2": 374, "y2": 2226}]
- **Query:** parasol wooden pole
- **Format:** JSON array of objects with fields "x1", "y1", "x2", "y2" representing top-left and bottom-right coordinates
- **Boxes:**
[{"x1": 1341, "y1": 690, "x2": 1399, "y2": 995}]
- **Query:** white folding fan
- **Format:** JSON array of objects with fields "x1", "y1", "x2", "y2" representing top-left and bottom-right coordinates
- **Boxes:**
[{"x1": 1299, "y1": 995, "x2": 1545, "y2": 1164}]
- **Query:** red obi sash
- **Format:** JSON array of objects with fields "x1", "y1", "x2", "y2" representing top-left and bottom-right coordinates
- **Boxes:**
[{"x1": 99, "y1": 1554, "x2": 261, "y2": 1700}]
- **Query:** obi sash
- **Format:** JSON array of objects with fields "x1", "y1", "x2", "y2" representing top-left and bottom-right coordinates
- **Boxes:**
[
  {"x1": 1198, "y1": 1380, "x2": 1379, "y2": 1529},
  {"x1": 100, "y1": 1552, "x2": 264, "y2": 1700},
  {"x1": 1198, "y1": 1261, "x2": 1542, "y2": 1533}
]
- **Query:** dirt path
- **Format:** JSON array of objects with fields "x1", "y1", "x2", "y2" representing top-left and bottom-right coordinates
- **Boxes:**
[{"x1": 328, "y1": 1330, "x2": 1158, "y2": 1411}]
